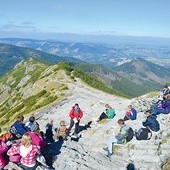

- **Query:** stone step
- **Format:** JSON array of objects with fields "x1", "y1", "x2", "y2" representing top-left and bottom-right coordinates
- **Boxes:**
[{"x1": 130, "y1": 155, "x2": 161, "y2": 163}]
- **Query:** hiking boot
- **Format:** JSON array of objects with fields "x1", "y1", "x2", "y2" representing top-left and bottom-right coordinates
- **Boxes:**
[
  {"x1": 74, "y1": 133, "x2": 78, "y2": 138},
  {"x1": 106, "y1": 151, "x2": 113, "y2": 158}
]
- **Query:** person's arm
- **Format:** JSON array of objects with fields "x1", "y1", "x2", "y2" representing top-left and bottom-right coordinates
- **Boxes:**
[
  {"x1": 142, "y1": 118, "x2": 150, "y2": 127},
  {"x1": 0, "y1": 140, "x2": 8, "y2": 155},
  {"x1": 7, "y1": 144, "x2": 20, "y2": 156},
  {"x1": 129, "y1": 109, "x2": 137, "y2": 119},
  {"x1": 115, "y1": 129, "x2": 127, "y2": 140},
  {"x1": 78, "y1": 109, "x2": 83, "y2": 119},
  {"x1": 39, "y1": 137, "x2": 46, "y2": 148},
  {"x1": 69, "y1": 109, "x2": 75, "y2": 119}
]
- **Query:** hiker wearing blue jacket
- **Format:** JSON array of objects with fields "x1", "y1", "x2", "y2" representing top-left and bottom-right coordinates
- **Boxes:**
[
  {"x1": 142, "y1": 110, "x2": 160, "y2": 132},
  {"x1": 124, "y1": 105, "x2": 137, "y2": 121},
  {"x1": 11, "y1": 116, "x2": 29, "y2": 138}
]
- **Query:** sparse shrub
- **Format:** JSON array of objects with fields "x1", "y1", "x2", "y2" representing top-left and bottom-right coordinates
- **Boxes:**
[
  {"x1": 56, "y1": 62, "x2": 73, "y2": 76},
  {"x1": 70, "y1": 75, "x2": 75, "y2": 79},
  {"x1": 0, "y1": 118, "x2": 10, "y2": 126},
  {"x1": 60, "y1": 85, "x2": 69, "y2": 91}
]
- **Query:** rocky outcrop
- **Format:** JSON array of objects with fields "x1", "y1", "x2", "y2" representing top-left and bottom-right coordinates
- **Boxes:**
[{"x1": 16, "y1": 75, "x2": 31, "y2": 88}]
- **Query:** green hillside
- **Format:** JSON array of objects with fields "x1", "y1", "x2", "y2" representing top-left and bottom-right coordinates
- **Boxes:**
[
  {"x1": 0, "y1": 59, "x2": 72, "y2": 127},
  {"x1": 72, "y1": 63, "x2": 159, "y2": 98}
]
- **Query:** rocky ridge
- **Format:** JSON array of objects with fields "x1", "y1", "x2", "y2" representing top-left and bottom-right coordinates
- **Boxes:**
[{"x1": 28, "y1": 78, "x2": 170, "y2": 170}]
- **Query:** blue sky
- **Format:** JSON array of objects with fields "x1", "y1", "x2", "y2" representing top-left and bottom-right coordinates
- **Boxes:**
[{"x1": 0, "y1": 0, "x2": 169, "y2": 40}]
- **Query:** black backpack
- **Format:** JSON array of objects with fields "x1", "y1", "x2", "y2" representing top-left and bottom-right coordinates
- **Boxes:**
[
  {"x1": 135, "y1": 128, "x2": 152, "y2": 140},
  {"x1": 126, "y1": 127, "x2": 134, "y2": 142}
]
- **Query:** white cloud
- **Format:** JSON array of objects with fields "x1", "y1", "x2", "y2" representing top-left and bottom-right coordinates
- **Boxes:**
[
  {"x1": 21, "y1": 21, "x2": 35, "y2": 26},
  {"x1": 0, "y1": 21, "x2": 37, "y2": 32}
]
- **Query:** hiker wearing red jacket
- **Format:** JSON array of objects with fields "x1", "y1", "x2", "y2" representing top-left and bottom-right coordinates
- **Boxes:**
[{"x1": 67, "y1": 103, "x2": 83, "y2": 137}]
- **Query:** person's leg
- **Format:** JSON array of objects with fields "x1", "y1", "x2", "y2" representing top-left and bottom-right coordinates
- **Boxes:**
[
  {"x1": 123, "y1": 115, "x2": 129, "y2": 121},
  {"x1": 20, "y1": 164, "x2": 37, "y2": 170},
  {"x1": 74, "y1": 120, "x2": 80, "y2": 135},
  {"x1": 67, "y1": 119, "x2": 74, "y2": 135},
  {"x1": 97, "y1": 112, "x2": 108, "y2": 122},
  {"x1": 108, "y1": 136, "x2": 118, "y2": 155},
  {"x1": 153, "y1": 108, "x2": 164, "y2": 115}
]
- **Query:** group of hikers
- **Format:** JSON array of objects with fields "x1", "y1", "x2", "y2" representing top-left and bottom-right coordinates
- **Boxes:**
[
  {"x1": 0, "y1": 103, "x2": 84, "y2": 170},
  {"x1": 0, "y1": 85, "x2": 170, "y2": 169},
  {"x1": 102, "y1": 85, "x2": 170, "y2": 158}
]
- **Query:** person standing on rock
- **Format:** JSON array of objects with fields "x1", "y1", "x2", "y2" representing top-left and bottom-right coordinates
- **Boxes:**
[{"x1": 67, "y1": 103, "x2": 83, "y2": 137}]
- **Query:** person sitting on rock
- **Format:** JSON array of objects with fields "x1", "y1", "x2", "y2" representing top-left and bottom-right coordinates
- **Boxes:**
[
  {"x1": 142, "y1": 110, "x2": 160, "y2": 132},
  {"x1": 123, "y1": 105, "x2": 137, "y2": 121},
  {"x1": 97, "y1": 104, "x2": 115, "y2": 122},
  {"x1": 26, "y1": 123, "x2": 46, "y2": 148},
  {"x1": 67, "y1": 103, "x2": 83, "y2": 137},
  {"x1": 45, "y1": 120, "x2": 54, "y2": 144},
  {"x1": 25, "y1": 116, "x2": 37, "y2": 130},
  {"x1": 0, "y1": 139, "x2": 8, "y2": 169},
  {"x1": 103, "y1": 119, "x2": 131, "y2": 157},
  {"x1": 0, "y1": 128, "x2": 13, "y2": 144},
  {"x1": 7, "y1": 133, "x2": 40, "y2": 170},
  {"x1": 10, "y1": 116, "x2": 29, "y2": 139},
  {"x1": 157, "y1": 85, "x2": 170, "y2": 101},
  {"x1": 55, "y1": 120, "x2": 68, "y2": 141},
  {"x1": 153, "y1": 93, "x2": 170, "y2": 115}
]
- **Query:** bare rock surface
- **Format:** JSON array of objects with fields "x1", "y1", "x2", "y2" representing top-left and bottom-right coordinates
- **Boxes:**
[{"x1": 6, "y1": 78, "x2": 170, "y2": 170}]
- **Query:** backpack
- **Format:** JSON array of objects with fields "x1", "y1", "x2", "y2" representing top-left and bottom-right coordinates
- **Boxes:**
[
  {"x1": 126, "y1": 127, "x2": 134, "y2": 142},
  {"x1": 59, "y1": 127, "x2": 67, "y2": 140},
  {"x1": 135, "y1": 128, "x2": 152, "y2": 140},
  {"x1": 9, "y1": 126, "x2": 22, "y2": 139}
]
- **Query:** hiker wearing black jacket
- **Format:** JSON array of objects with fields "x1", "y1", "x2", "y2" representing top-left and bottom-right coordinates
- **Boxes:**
[{"x1": 142, "y1": 110, "x2": 160, "y2": 132}]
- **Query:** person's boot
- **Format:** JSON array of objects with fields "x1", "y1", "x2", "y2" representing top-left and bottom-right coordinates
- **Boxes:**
[
  {"x1": 106, "y1": 151, "x2": 113, "y2": 158},
  {"x1": 103, "y1": 147, "x2": 108, "y2": 151}
]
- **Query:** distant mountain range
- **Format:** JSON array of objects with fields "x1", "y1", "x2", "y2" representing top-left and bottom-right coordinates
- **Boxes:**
[
  {"x1": 0, "y1": 40, "x2": 170, "y2": 99},
  {"x1": 0, "y1": 43, "x2": 81, "y2": 76},
  {"x1": 0, "y1": 38, "x2": 170, "y2": 68},
  {"x1": 112, "y1": 58, "x2": 170, "y2": 85}
]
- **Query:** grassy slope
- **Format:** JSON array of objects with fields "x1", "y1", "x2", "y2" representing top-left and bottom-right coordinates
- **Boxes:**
[{"x1": 0, "y1": 59, "x2": 71, "y2": 127}]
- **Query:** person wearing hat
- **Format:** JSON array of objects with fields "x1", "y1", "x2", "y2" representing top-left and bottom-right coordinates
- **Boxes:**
[
  {"x1": 27, "y1": 123, "x2": 46, "y2": 148},
  {"x1": 142, "y1": 110, "x2": 160, "y2": 132}
]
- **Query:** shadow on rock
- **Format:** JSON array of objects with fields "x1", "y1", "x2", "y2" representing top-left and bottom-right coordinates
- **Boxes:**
[
  {"x1": 78, "y1": 121, "x2": 92, "y2": 133},
  {"x1": 42, "y1": 140, "x2": 64, "y2": 168}
]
